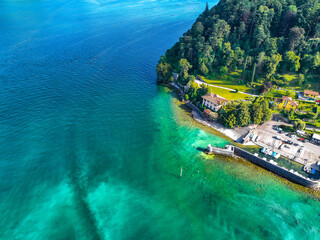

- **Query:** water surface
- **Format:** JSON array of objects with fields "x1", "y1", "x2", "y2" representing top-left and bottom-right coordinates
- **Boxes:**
[{"x1": 1, "y1": 0, "x2": 320, "y2": 239}]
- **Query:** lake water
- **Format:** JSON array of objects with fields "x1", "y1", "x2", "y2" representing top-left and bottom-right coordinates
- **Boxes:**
[{"x1": 1, "y1": 0, "x2": 320, "y2": 239}]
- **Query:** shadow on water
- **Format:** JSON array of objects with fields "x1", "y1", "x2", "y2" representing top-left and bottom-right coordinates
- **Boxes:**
[
  {"x1": 196, "y1": 147, "x2": 206, "y2": 152},
  {"x1": 178, "y1": 103, "x2": 192, "y2": 113},
  {"x1": 66, "y1": 123, "x2": 102, "y2": 240},
  {"x1": 166, "y1": 171, "x2": 183, "y2": 179}
]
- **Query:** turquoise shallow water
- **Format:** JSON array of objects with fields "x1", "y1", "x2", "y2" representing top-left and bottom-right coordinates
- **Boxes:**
[{"x1": 1, "y1": 0, "x2": 320, "y2": 239}]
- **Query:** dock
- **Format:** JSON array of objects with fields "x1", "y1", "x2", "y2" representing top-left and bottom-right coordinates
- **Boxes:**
[
  {"x1": 205, "y1": 144, "x2": 320, "y2": 189},
  {"x1": 205, "y1": 144, "x2": 234, "y2": 157}
]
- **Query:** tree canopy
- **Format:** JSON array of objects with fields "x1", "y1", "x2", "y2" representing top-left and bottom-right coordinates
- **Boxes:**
[{"x1": 157, "y1": 0, "x2": 320, "y2": 83}]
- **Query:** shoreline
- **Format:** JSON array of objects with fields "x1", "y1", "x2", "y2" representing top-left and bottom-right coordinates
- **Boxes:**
[
  {"x1": 170, "y1": 82, "x2": 253, "y2": 144},
  {"x1": 167, "y1": 82, "x2": 320, "y2": 191}
]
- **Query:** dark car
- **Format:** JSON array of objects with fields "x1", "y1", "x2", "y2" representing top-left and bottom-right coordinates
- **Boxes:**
[{"x1": 286, "y1": 140, "x2": 293, "y2": 145}]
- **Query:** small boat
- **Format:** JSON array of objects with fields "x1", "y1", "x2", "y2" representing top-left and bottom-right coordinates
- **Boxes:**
[
  {"x1": 171, "y1": 13, "x2": 174, "y2": 16},
  {"x1": 303, "y1": 165, "x2": 315, "y2": 174},
  {"x1": 266, "y1": 149, "x2": 273, "y2": 156}
]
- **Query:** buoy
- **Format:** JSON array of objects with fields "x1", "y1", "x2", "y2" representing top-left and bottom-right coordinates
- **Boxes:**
[{"x1": 180, "y1": 168, "x2": 183, "y2": 178}]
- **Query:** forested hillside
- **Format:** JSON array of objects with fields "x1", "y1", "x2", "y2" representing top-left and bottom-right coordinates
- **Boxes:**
[{"x1": 157, "y1": 0, "x2": 320, "y2": 87}]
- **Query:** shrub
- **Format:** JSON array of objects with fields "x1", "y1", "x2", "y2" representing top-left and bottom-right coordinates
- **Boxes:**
[{"x1": 293, "y1": 119, "x2": 306, "y2": 130}]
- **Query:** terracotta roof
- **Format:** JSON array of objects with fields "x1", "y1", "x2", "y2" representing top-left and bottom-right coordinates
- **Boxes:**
[
  {"x1": 281, "y1": 96, "x2": 298, "y2": 106},
  {"x1": 290, "y1": 101, "x2": 298, "y2": 107},
  {"x1": 304, "y1": 90, "x2": 319, "y2": 96},
  {"x1": 282, "y1": 96, "x2": 293, "y2": 102},
  {"x1": 204, "y1": 109, "x2": 212, "y2": 115},
  {"x1": 202, "y1": 93, "x2": 228, "y2": 106}
]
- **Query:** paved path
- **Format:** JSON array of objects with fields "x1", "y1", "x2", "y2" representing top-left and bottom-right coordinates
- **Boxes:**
[{"x1": 195, "y1": 79, "x2": 259, "y2": 97}]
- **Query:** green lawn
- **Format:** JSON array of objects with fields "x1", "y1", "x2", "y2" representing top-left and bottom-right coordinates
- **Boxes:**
[
  {"x1": 277, "y1": 73, "x2": 320, "y2": 92},
  {"x1": 265, "y1": 88, "x2": 297, "y2": 98},
  {"x1": 207, "y1": 86, "x2": 251, "y2": 101},
  {"x1": 199, "y1": 75, "x2": 254, "y2": 94},
  {"x1": 192, "y1": 80, "x2": 251, "y2": 101}
]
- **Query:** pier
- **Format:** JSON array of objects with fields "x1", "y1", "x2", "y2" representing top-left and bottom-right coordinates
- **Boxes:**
[{"x1": 205, "y1": 144, "x2": 234, "y2": 157}]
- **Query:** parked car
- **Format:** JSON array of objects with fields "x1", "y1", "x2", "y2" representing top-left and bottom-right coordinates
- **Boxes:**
[
  {"x1": 276, "y1": 136, "x2": 284, "y2": 141},
  {"x1": 286, "y1": 140, "x2": 293, "y2": 145}
]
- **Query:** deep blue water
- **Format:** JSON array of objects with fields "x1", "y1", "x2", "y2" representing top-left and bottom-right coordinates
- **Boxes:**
[{"x1": 1, "y1": 1, "x2": 320, "y2": 239}]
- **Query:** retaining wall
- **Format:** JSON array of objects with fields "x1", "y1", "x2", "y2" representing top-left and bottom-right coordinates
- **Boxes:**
[{"x1": 234, "y1": 147, "x2": 320, "y2": 189}]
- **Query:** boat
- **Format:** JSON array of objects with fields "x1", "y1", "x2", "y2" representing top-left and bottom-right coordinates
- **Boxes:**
[
  {"x1": 266, "y1": 149, "x2": 273, "y2": 156},
  {"x1": 275, "y1": 153, "x2": 281, "y2": 159},
  {"x1": 304, "y1": 165, "x2": 316, "y2": 174}
]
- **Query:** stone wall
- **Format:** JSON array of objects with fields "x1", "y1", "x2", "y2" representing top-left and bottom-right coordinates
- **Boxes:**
[{"x1": 234, "y1": 147, "x2": 320, "y2": 189}]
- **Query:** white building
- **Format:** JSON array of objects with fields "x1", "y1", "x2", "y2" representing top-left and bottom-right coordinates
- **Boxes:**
[
  {"x1": 311, "y1": 133, "x2": 320, "y2": 145},
  {"x1": 201, "y1": 93, "x2": 228, "y2": 112}
]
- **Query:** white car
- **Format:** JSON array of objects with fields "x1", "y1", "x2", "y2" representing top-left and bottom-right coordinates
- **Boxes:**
[{"x1": 276, "y1": 136, "x2": 284, "y2": 141}]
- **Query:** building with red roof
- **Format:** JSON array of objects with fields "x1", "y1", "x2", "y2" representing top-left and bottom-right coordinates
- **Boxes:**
[{"x1": 202, "y1": 93, "x2": 228, "y2": 112}]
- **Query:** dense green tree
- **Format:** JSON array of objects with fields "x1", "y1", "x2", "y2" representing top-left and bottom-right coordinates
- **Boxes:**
[
  {"x1": 219, "y1": 66, "x2": 228, "y2": 77},
  {"x1": 265, "y1": 38, "x2": 278, "y2": 56},
  {"x1": 293, "y1": 119, "x2": 306, "y2": 130},
  {"x1": 195, "y1": 84, "x2": 209, "y2": 102},
  {"x1": 156, "y1": 56, "x2": 171, "y2": 82},
  {"x1": 266, "y1": 53, "x2": 282, "y2": 79},
  {"x1": 254, "y1": 25, "x2": 267, "y2": 47},
  {"x1": 178, "y1": 58, "x2": 192, "y2": 76},
  {"x1": 297, "y1": 74, "x2": 305, "y2": 86},
  {"x1": 288, "y1": 27, "x2": 305, "y2": 50},
  {"x1": 251, "y1": 102, "x2": 264, "y2": 124},
  {"x1": 200, "y1": 62, "x2": 209, "y2": 75},
  {"x1": 225, "y1": 114, "x2": 237, "y2": 128},
  {"x1": 192, "y1": 22, "x2": 204, "y2": 36},
  {"x1": 160, "y1": 0, "x2": 320, "y2": 86},
  {"x1": 285, "y1": 51, "x2": 300, "y2": 72},
  {"x1": 235, "y1": 103, "x2": 251, "y2": 126}
]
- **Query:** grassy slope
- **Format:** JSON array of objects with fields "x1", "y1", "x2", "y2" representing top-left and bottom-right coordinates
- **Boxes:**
[
  {"x1": 207, "y1": 86, "x2": 251, "y2": 100},
  {"x1": 200, "y1": 73, "x2": 253, "y2": 91}
]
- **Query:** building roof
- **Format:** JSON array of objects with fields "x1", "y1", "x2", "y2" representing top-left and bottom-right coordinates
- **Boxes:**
[
  {"x1": 312, "y1": 133, "x2": 320, "y2": 141},
  {"x1": 202, "y1": 93, "x2": 228, "y2": 106},
  {"x1": 281, "y1": 96, "x2": 298, "y2": 106},
  {"x1": 282, "y1": 96, "x2": 293, "y2": 101},
  {"x1": 304, "y1": 89, "x2": 319, "y2": 96},
  {"x1": 204, "y1": 109, "x2": 212, "y2": 115}
]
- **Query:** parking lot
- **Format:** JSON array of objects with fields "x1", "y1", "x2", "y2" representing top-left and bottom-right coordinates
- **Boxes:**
[{"x1": 253, "y1": 121, "x2": 320, "y2": 164}]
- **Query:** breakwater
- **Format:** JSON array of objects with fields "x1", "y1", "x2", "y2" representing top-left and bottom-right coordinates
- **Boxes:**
[
  {"x1": 206, "y1": 144, "x2": 234, "y2": 157},
  {"x1": 234, "y1": 147, "x2": 320, "y2": 189}
]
